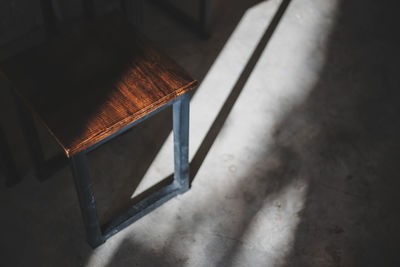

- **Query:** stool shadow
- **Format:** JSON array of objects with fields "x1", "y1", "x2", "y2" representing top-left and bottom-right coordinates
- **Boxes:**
[{"x1": 189, "y1": 0, "x2": 292, "y2": 183}]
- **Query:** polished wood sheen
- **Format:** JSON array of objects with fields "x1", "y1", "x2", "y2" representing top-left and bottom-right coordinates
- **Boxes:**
[{"x1": 1, "y1": 12, "x2": 198, "y2": 157}]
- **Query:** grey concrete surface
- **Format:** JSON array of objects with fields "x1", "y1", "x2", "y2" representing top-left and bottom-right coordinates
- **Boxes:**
[{"x1": 1, "y1": 0, "x2": 400, "y2": 266}]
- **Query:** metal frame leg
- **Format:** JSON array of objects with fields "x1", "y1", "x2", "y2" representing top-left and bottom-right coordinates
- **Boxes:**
[
  {"x1": 70, "y1": 152, "x2": 105, "y2": 248},
  {"x1": 173, "y1": 92, "x2": 190, "y2": 191},
  {"x1": 71, "y1": 93, "x2": 191, "y2": 248},
  {"x1": 12, "y1": 90, "x2": 191, "y2": 248},
  {"x1": 68, "y1": 93, "x2": 191, "y2": 248}
]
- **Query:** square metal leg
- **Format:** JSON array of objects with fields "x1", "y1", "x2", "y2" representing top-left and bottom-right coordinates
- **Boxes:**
[
  {"x1": 70, "y1": 152, "x2": 105, "y2": 248},
  {"x1": 70, "y1": 93, "x2": 190, "y2": 248},
  {"x1": 173, "y1": 92, "x2": 190, "y2": 191}
]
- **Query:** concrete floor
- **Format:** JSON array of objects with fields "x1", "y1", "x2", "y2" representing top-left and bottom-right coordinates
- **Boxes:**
[{"x1": 1, "y1": 0, "x2": 400, "y2": 266}]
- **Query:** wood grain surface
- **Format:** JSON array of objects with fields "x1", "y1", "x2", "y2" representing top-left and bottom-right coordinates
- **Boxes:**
[{"x1": 1, "y1": 11, "x2": 198, "y2": 157}]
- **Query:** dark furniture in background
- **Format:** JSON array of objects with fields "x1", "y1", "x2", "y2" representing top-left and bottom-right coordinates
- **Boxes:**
[{"x1": 0, "y1": 0, "x2": 198, "y2": 248}]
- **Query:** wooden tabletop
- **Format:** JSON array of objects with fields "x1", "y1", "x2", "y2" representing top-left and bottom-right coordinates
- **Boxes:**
[{"x1": 1, "y1": 12, "x2": 198, "y2": 157}]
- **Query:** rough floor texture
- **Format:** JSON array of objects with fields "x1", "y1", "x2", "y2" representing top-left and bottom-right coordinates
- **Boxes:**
[{"x1": 1, "y1": 0, "x2": 400, "y2": 266}]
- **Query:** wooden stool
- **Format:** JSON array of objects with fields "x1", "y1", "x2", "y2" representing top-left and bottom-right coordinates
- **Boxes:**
[{"x1": 0, "y1": 10, "x2": 198, "y2": 248}]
